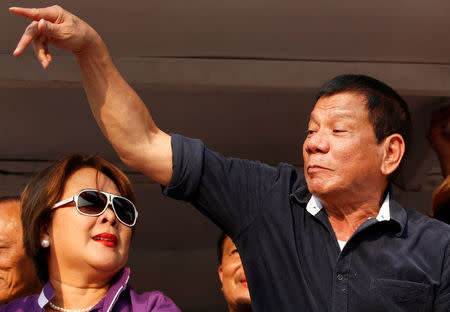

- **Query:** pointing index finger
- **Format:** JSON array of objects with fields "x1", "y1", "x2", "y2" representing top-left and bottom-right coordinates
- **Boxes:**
[{"x1": 9, "y1": 6, "x2": 62, "y2": 23}]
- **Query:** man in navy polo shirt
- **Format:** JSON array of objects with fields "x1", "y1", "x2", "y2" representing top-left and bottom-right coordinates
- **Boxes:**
[{"x1": 11, "y1": 5, "x2": 450, "y2": 311}]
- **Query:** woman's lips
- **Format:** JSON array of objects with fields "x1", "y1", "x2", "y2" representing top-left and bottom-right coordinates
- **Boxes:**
[{"x1": 92, "y1": 233, "x2": 117, "y2": 247}]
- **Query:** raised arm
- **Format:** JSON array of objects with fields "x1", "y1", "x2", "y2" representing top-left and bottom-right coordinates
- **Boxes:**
[{"x1": 10, "y1": 5, "x2": 173, "y2": 185}]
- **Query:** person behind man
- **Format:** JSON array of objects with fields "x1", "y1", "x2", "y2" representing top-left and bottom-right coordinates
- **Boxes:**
[
  {"x1": 10, "y1": 6, "x2": 450, "y2": 311},
  {"x1": 0, "y1": 196, "x2": 41, "y2": 304},
  {"x1": 217, "y1": 232, "x2": 252, "y2": 312},
  {"x1": 428, "y1": 105, "x2": 450, "y2": 223}
]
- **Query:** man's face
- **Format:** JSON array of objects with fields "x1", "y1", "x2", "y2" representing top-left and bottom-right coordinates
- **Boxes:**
[
  {"x1": 303, "y1": 92, "x2": 386, "y2": 199},
  {"x1": 0, "y1": 200, "x2": 40, "y2": 304},
  {"x1": 218, "y1": 236, "x2": 251, "y2": 311}
]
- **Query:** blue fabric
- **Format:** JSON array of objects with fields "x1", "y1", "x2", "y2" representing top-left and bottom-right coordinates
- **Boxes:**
[
  {"x1": 163, "y1": 134, "x2": 450, "y2": 312},
  {"x1": 0, "y1": 268, "x2": 181, "y2": 312}
]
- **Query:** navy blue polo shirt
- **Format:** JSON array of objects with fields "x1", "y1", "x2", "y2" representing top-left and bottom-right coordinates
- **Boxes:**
[{"x1": 163, "y1": 135, "x2": 450, "y2": 311}]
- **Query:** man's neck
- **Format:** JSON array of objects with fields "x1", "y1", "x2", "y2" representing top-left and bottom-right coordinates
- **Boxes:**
[{"x1": 319, "y1": 190, "x2": 387, "y2": 241}]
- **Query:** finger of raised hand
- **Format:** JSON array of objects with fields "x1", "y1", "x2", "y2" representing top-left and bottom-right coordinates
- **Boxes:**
[
  {"x1": 9, "y1": 5, "x2": 63, "y2": 23},
  {"x1": 13, "y1": 21, "x2": 39, "y2": 56},
  {"x1": 32, "y1": 35, "x2": 51, "y2": 68},
  {"x1": 37, "y1": 18, "x2": 68, "y2": 41}
]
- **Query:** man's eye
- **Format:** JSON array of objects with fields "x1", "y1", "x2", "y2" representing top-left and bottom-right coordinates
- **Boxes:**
[
  {"x1": 333, "y1": 129, "x2": 346, "y2": 133},
  {"x1": 307, "y1": 130, "x2": 316, "y2": 135}
]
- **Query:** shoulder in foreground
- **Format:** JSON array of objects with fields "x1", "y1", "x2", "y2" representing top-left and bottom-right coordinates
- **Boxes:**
[
  {"x1": 129, "y1": 289, "x2": 181, "y2": 312},
  {"x1": 406, "y1": 208, "x2": 450, "y2": 239},
  {"x1": 0, "y1": 295, "x2": 39, "y2": 311}
]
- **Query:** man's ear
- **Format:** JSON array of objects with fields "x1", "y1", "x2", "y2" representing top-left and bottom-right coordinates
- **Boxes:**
[
  {"x1": 218, "y1": 265, "x2": 224, "y2": 284},
  {"x1": 381, "y1": 134, "x2": 405, "y2": 176}
]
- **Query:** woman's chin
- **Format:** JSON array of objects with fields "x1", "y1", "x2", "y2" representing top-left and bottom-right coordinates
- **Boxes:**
[{"x1": 86, "y1": 256, "x2": 126, "y2": 275}]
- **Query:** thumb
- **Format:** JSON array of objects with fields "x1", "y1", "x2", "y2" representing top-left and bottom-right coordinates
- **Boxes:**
[{"x1": 37, "y1": 19, "x2": 63, "y2": 40}]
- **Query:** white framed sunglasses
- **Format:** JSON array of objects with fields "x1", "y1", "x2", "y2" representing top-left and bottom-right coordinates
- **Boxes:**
[{"x1": 52, "y1": 189, "x2": 138, "y2": 227}]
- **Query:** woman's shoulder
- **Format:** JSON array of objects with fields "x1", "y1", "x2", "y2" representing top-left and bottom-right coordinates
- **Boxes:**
[
  {"x1": 0, "y1": 294, "x2": 40, "y2": 311},
  {"x1": 126, "y1": 287, "x2": 181, "y2": 312}
]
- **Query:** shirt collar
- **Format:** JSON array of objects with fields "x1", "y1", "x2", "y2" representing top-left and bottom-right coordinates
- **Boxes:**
[
  {"x1": 101, "y1": 267, "x2": 130, "y2": 312},
  {"x1": 294, "y1": 183, "x2": 406, "y2": 236},
  {"x1": 38, "y1": 281, "x2": 54, "y2": 308},
  {"x1": 375, "y1": 193, "x2": 390, "y2": 221},
  {"x1": 37, "y1": 267, "x2": 131, "y2": 311},
  {"x1": 306, "y1": 193, "x2": 390, "y2": 221}
]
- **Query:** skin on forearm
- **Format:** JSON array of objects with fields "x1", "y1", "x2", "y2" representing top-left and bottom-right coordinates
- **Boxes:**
[
  {"x1": 74, "y1": 37, "x2": 173, "y2": 185},
  {"x1": 9, "y1": 5, "x2": 174, "y2": 186}
]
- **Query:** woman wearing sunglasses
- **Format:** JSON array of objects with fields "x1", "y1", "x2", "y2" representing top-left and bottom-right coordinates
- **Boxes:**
[{"x1": 0, "y1": 155, "x2": 180, "y2": 312}]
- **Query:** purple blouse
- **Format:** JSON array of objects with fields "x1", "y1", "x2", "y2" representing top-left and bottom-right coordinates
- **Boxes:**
[{"x1": 0, "y1": 268, "x2": 181, "y2": 312}]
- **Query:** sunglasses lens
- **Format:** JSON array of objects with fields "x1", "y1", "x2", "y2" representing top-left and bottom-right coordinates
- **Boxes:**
[
  {"x1": 112, "y1": 197, "x2": 136, "y2": 226},
  {"x1": 77, "y1": 191, "x2": 107, "y2": 215}
]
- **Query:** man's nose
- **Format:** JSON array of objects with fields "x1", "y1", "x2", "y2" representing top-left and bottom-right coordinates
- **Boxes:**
[{"x1": 305, "y1": 130, "x2": 330, "y2": 154}]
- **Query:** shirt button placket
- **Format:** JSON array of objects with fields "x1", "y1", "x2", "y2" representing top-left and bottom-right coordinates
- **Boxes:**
[{"x1": 333, "y1": 253, "x2": 351, "y2": 312}]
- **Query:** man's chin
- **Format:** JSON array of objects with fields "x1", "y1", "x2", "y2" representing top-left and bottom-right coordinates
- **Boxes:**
[{"x1": 234, "y1": 298, "x2": 252, "y2": 312}]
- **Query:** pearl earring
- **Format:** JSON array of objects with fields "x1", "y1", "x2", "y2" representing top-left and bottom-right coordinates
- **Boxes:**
[{"x1": 41, "y1": 238, "x2": 50, "y2": 248}]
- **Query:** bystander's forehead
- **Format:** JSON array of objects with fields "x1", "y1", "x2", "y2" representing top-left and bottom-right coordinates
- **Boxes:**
[
  {"x1": 222, "y1": 237, "x2": 236, "y2": 255},
  {"x1": 0, "y1": 202, "x2": 22, "y2": 267},
  {"x1": 0, "y1": 202, "x2": 21, "y2": 242}
]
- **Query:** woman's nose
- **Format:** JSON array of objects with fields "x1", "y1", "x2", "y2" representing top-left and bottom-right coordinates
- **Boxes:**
[{"x1": 99, "y1": 205, "x2": 117, "y2": 227}]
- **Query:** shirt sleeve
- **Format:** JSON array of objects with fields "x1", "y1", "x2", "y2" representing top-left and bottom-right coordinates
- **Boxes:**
[{"x1": 162, "y1": 134, "x2": 281, "y2": 239}]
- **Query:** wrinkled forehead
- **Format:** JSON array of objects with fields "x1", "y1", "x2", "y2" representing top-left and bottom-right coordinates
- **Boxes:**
[{"x1": 309, "y1": 92, "x2": 370, "y2": 122}]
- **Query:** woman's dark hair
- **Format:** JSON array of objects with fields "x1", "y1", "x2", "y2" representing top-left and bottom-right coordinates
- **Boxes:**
[
  {"x1": 21, "y1": 154, "x2": 136, "y2": 283},
  {"x1": 315, "y1": 74, "x2": 412, "y2": 182}
]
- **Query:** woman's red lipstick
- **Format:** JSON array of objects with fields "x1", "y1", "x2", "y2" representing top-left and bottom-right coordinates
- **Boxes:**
[{"x1": 92, "y1": 233, "x2": 117, "y2": 247}]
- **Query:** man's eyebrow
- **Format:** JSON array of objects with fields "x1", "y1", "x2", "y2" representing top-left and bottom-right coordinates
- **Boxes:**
[
  {"x1": 308, "y1": 111, "x2": 355, "y2": 121},
  {"x1": 307, "y1": 113, "x2": 316, "y2": 122},
  {"x1": 329, "y1": 110, "x2": 355, "y2": 118}
]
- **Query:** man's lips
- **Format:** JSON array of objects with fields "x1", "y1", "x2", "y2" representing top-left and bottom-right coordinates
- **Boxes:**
[
  {"x1": 92, "y1": 233, "x2": 117, "y2": 247},
  {"x1": 307, "y1": 165, "x2": 331, "y2": 174}
]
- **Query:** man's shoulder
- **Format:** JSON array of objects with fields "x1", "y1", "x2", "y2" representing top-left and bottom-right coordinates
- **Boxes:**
[
  {"x1": 265, "y1": 162, "x2": 306, "y2": 190},
  {"x1": 406, "y1": 207, "x2": 450, "y2": 229},
  {"x1": 404, "y1": 207, "x2": 450, "y2": 243}
]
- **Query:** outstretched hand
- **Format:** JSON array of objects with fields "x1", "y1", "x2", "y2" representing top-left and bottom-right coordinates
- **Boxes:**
[{"x1": 10, "y1": 5, "x2": 98, "y2": 68}]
